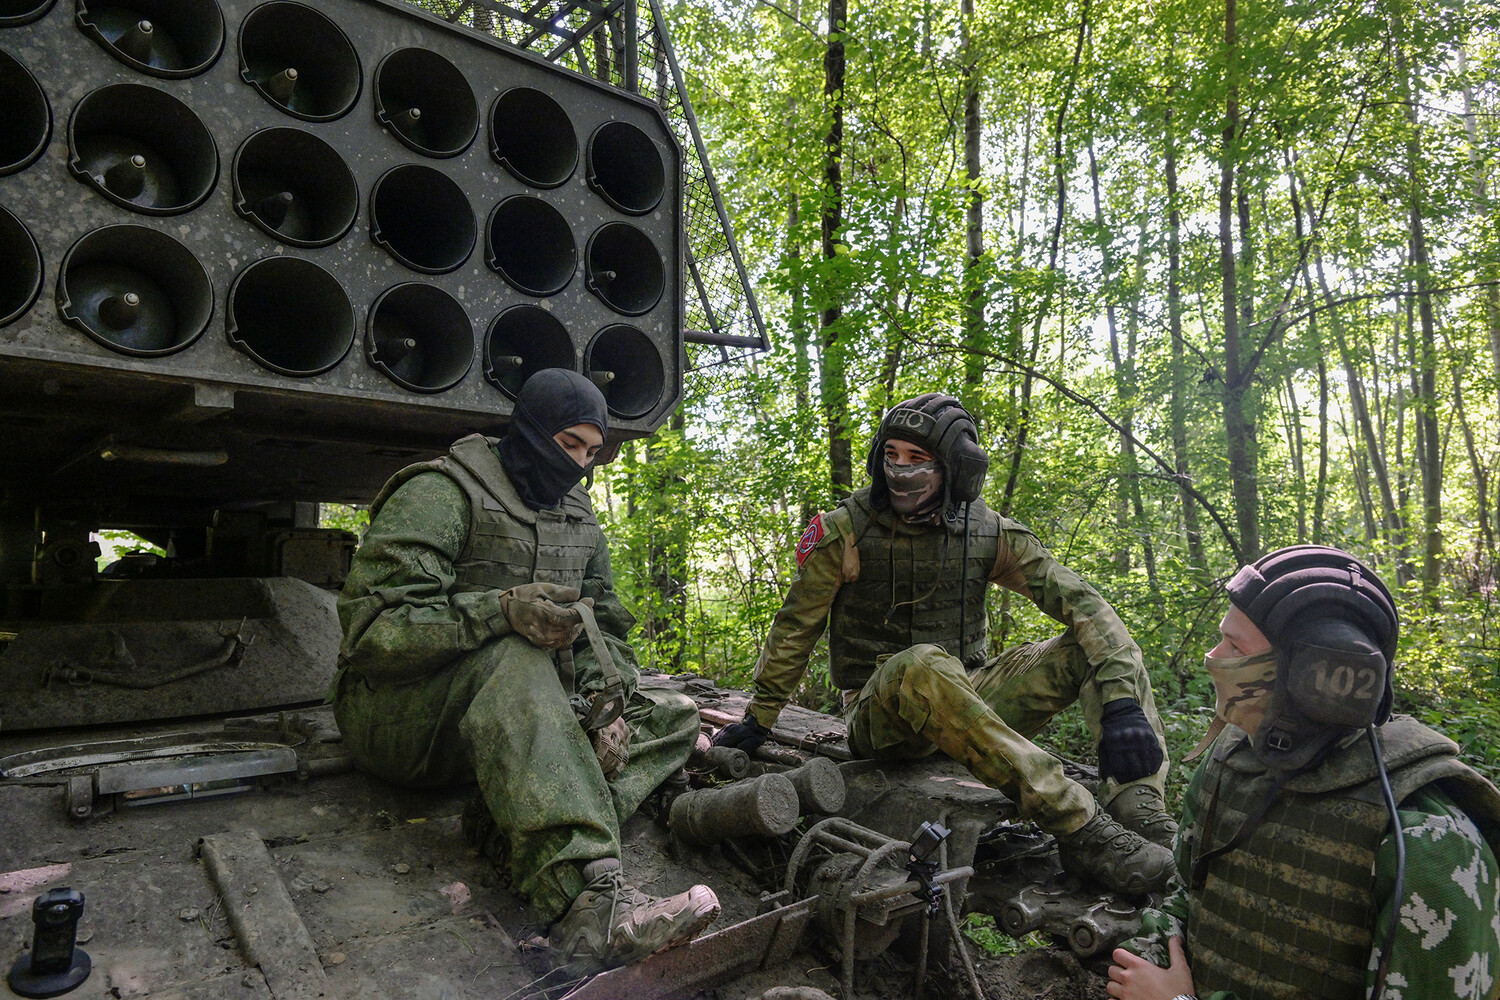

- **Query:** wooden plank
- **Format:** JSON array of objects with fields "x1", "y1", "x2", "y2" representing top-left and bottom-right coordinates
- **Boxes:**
[{"x1": 199, "y1": 830, "x2": 329, "y2": 1000}]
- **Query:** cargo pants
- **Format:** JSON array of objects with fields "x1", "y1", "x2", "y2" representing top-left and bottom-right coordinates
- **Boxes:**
[
  {"x1": 844, "y1": 632, "x2": 1169, "y2": 834},
  {"x1": 333, "y1": 634, "x2": 699, "y2": 922}
]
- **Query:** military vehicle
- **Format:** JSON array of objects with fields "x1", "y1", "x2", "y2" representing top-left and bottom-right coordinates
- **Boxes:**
[{"x1": 0, "y1": 2, "x2": 1127, "y2": 996}]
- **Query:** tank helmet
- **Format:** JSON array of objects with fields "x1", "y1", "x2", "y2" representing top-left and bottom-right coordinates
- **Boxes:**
[
  {"x1": 1225, "y1": 545, "x2": 1398, "y2": 770},
  {"x1": 865, "y1": 393, "x2": 989, "y2": 506}
]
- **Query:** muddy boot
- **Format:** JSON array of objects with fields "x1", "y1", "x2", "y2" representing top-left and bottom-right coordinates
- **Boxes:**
[
  {"x1": 1053, "y1": 810, "x2": 1176, "y2": 895},
  {"x1": 1104, "y1": 785, "x2": 1179, "y2": 851},
  {"x1": 549, "y1": 858, "x2": 720, "y2": 972},
  {"x1": 461, "y1": 791, "x2": 511, "y2": 879}
]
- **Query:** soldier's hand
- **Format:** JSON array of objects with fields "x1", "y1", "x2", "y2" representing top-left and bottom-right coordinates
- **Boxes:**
[
  {"x1": 501, "y1": 583, "x2": 594, "y2": 649},
  {"x1": 1106, "y1": 936, "x2": 1194, "y2": 1000},
  {"x1": 710, "y1": 714, "x2": 770, "y2": 754},
  {"x1": 1097, "y1": 698, "x2": 1164, "y2": 783}
]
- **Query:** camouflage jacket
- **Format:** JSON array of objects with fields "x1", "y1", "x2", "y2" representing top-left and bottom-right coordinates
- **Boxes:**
[
  {"x1": 746, "y1": 499, "x2": 1145, "y2": 729},
  {"x1": 334, "y1": 449, "x2": 640, "y2": 694},
  {"x1": 1124, "y1": 726, "x2": 1500, "y2": 1000}
]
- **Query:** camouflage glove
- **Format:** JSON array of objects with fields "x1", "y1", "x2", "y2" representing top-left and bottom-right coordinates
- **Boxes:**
[
  {"x1": 501, "y1": 583, "x2": 593, "y2": 649},
  {"x1": 1097, "y1": 698, "x2": 1163, "y2": 782},
  {"x1": 710, "y1": 713, "x2": 770, "y2": 754},
  {"x1": 590, "y1": 714, "x2": 631, "y2": 781}
]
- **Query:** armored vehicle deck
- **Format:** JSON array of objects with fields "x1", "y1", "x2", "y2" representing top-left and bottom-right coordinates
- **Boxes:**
[{"x1": 1, "y1": 670, "x2": 1113, "y2": 1000}]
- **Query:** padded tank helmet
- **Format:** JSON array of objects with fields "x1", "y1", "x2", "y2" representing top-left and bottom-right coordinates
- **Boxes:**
[
  {"x1": 1224, "y1": 545, "x2": 1399, "y2": 770},
  {"x1": 865, "y1": 393, "x2": 990, "y2": 509}
]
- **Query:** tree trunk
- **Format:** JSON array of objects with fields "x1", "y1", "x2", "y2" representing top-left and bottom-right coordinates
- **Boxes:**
[
  {"x1": 646, "y1": 412, "x2": 688, "y2": 671},
  {"x1": 961, "y1": 0, "x2": 986, "y2": 391},
  {"x1": 1164, "y1": 98, "x2": 1206, "y2": 571},
  {"x1": 820, "y1": 0, "x2": 852, "y2": 500},
  {"x1": 1448, "y1": 344, "x2": 1494, "y2": 564},
  {"x1": 1314, "y1": 351, "x2": 1330, "y2": 543},
  {"x1": 1396, "y1": 15, "x2": 1442, "y2": 605},
  {"x1": 1218, "y1": 0, "x2": 1258, "y2": 559},
  {"x1": 1282, "y1": 372, "x2": 1308, "y2": 541},
  {"x1": 1294, "y1": 154, "x2": 1405, "y2": 555},
  {"x1": 1336, "y1": 401, "x2": 1379, "y2": 543},
  {"x1": 1460, "y1": 55, "x2": 1500, "y2": 573},
  {"x1": 1088, "y1": 141, "x2": 1156, "y2": 588},
  {"x1": 1000, "y1": 0, "x2": 1088, "y2": 515},
  {"x1": 1312, "y1": 248, "x2": 1405, "y2": 545}
]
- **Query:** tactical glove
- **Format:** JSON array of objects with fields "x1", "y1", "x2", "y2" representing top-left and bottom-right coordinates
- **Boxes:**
[
  {"x1": 501, "y1": 582, "x2": 593, "y2": 649},
  {"x1": 1097, "y1": 698, "x2": 1164, "y2": 782},
  {"x1": 710, "y1": 713, "x2": 771, "y2": 754}
]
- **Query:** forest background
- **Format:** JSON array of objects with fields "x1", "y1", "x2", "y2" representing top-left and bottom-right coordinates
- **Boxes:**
[
  {"x1": 271, "y1": 0, "x2": 1500, "y2": 801},
  {"x1": 583, "y1": 0, "x2": 1500, "y2": 799}
]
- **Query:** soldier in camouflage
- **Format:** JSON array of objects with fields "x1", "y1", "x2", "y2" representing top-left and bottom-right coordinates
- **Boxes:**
[
  {"x1": 1109, "y1": 545, "x2": 1500, "y2": 1000},
  {"x1": 330, "y1": 369, "x2": 719, "y2": 972},
  {"x1": 714, "y1": 393, "x2": 1177, "y2": 895}
]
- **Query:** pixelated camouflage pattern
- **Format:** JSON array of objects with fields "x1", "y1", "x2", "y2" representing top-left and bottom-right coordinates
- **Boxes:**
[
  {"x1": 332, "y1": 457, "x2": 697, "y2": 924},
  {"x1": 1121, "y1": 720, "x2": 1500, "y2": 1000}
]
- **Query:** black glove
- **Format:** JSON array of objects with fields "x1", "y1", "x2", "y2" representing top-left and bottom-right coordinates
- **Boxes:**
[
  {"x1": 710, "y1": 713, "x2": 771, "y2": 754},
  {"x1": 1097, "y1": 698, "x2": 1164, "y2": 782}
]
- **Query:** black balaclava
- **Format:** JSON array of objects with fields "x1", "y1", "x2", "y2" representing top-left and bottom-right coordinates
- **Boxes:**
[{"x1": 496, "y1": 368, "x2": 608, "y2": 510}]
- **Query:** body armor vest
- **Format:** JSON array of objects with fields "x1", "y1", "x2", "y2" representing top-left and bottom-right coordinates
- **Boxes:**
[
  {"x1": 828, "y1": 489, "x2": 998, "y2": 690},
  {"x1": 371, "y1": 434, "x2": 600, "y2": 594},
  {"x1": 1183, "y1": 716, "x2": 1500, "y2": 1000}
]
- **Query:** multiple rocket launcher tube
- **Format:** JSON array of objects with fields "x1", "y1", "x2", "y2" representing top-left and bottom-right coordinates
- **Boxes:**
[{"x1": 0, "y1": 0, "x2": 676, "y2": 422}]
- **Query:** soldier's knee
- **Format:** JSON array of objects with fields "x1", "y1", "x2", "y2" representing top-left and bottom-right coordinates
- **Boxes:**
[{"x1": 896, "y1": 644, "x2": 972, "y2": 695}]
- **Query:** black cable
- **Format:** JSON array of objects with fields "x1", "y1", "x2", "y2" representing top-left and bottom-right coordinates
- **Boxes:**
[{"x1": 1367, "y1": 724, "x2": 1406, "y2": 1000}]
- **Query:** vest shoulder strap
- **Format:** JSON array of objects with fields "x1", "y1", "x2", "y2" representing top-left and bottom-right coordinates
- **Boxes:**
[
  {"x1": 839, "y1": 489, "x2": 875, "y2": 547},
  {"x1": 447, "y1": 434, "x2": 536, "y2": 524}
]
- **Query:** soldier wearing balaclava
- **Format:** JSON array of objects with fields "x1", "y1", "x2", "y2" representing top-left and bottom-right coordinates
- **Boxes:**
[
  {"x1": 1109, "y1": 545, "x2": 1500, "y2": 1000},
  {"x1": 715, "y1": 392, "x2": 1178, "y2": 895},
  {"x1": 331, "y1": 369, "x2": 719, "y2": 973}
]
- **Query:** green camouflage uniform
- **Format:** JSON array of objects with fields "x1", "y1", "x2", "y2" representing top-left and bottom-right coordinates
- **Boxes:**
[
  {"x1": 751, "y1": 488, "x2": 1166, "y2": 834},
  {"x1": 1122, "y1": 719, "x2": 1500, "y2": 1000},
  {"x1": 331, "y1": 438, "x2": 699, "y2": 923}
]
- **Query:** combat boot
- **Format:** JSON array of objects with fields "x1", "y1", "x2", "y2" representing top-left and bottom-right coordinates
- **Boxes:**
[
  {"x1": 549, "y1": 858, "x2": 720, "y2": 972},
  {"x1": 1053, "y1": 809, "x2": 1176, "y2": 895},
  {"x1": 1104, "y1": 784, "x2": 1179, "y2": 851}
]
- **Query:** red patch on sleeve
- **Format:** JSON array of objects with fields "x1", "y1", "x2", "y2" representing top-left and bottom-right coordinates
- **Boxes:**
[{"x1": 795, "y1": 514, "x2": 825, "y2": 566}]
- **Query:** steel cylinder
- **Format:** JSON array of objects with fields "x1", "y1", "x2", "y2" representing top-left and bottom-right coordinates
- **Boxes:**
[{"x1": 669, "y1": 772, "x2": 799, "y2": 846}]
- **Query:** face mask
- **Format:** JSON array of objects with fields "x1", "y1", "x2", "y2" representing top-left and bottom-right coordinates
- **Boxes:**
[
  {"x1": 496, "y1": 369, "x2": 607, "y2": 510},
  {"x1": 883, "y1": 456, "x2": 942, "y2": 518},
  {"x1": 1204, "y1": 650, "x2": 1277, "y2": 734}
]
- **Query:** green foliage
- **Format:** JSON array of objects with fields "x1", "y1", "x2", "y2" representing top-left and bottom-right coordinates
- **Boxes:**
[
  {"x1": 93, "y1": 530, "x2": 164, "y2": 572},
  {"x1": 963, "y1": 913, "x2": 1049, "y2": 956},
  {"x1": 320, "y1": 504, "x2": 370, "y2": 536},
  {"x1": 596, "y1": 0, "x2": 1500, "y2": 771}
]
